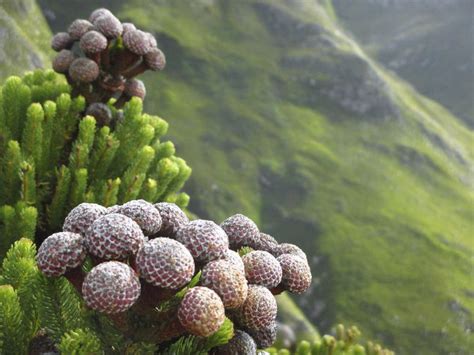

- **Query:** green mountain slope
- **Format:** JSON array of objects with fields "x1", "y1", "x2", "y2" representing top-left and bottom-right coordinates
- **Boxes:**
[
  {"x1": 0, "y1": 0, "x2": 51, "y2": 81},
  {"x1": 119, "y1": 3, "x2": 474, "y2": 353},
  {"x1": 8, "y1": 0, "x2": 474, "y2": 353},
  {"x1": 332, "y1": 0, "x2": 474, "y2": 128}
]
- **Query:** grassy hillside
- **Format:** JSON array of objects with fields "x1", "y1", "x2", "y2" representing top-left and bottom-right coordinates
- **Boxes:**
[
  {"x1": 121, "y1": 2, "x2": 474, "y2": 353},
  {"x1": 332, "y1": 0, "x2": 474, "y2": 128},
  {"x1": 0, "y1": 0, "x2": 51, "y2": 80},
  {"x1": 9, "y1": 0, "x2": 474, "y2": 353}
]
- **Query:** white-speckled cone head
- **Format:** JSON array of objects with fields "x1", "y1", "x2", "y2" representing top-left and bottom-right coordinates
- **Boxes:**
[
  {"x1": 82, "y1": 261, "x2": 141, "y2": 314},
  {"x1": 36, "y1": 232, "x2": 86, "y2": 277},
  {"x1": 136, "y1": 238, "x2": 194, "y2": 289}
]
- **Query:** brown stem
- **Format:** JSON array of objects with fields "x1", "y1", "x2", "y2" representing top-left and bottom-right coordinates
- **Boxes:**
[
  {"x1": 99, "y1": 75, "x2": 125, "y2": 93},
  {"x1": 111, "y1": 49, "x2": 140, "y2": 76},
  {"x1": 154, "y1": 317, "x2": 185, "y2": 343},
  {"x1": 71, "y1": 82, "x2": 102, "y2": 105},
  {"x1": 65, "y1": 73, "x2": 75, "y2": 86},
  {"x1": 130, "y1": 308, "x2": 185, "y2": 344},
  {"x1": 108, "y1": 312, "x2": 131, "y2": 336},
  {"x1": 122, "y1": 61, "x2": 148, "y2": 79},
  {"x1": 129, "y1": 255, "x2": 138, "y2": 273},
  {"x1": 93, "y1": 75, "x2": 125, "y2": 105},
  {"x1": 270, "y1": 283, "x2": 285, "y2": 295},
  {"x1": 86, "y1": 52, "x2": 101, "y2": 66},
  {"x1": 101, "y1": 47, "x2": 110, "y2": 71},
  {"x1": 89, "y1": 255, "x2": 105, "y2": 266},
  {"x1": 64, "y1": 266, "x2": 85, "y2": 295},
  {"x1": 113, "y1": 93, "x2": 131, "y2": 109},
  {"x1": 194, "y1": 261, "x2": 207, "y2": 271},
  {"x1": 71, "y1": 82, "x2": 86, "y2": 98},
  {"x1": 134, "y1": 281, "x2": 177, "y2": 314}
]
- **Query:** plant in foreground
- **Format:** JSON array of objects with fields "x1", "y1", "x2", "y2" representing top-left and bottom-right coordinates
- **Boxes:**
[
  {"x1": 15, "y1": 199, "x2": 312, "y2": 352},
  {"x1": 0, "y1": 236, "x2": 393, "y2": 354},
  {"x1": 0, "y1": 71, "x2": 190, "y2": 257},
  {"x1": 0, "y1": 7, "x2": 190, "y2": 258},
  {"x1": 0, "y1": 71, "x2": 191, "y2": 258}
]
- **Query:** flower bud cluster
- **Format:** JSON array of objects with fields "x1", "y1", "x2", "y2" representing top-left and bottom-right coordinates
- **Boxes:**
[
  {"x1": 51, "y1": 8, "x2": 166, "y2": 120},
  {"x1": 37, "y1": 201, "x2": 312, "y2": 349}
]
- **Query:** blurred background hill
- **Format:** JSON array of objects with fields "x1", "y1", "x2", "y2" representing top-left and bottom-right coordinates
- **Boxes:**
[
  {"x1": 0, "y1": 0, "x2": 51, "y2": 78},
  {"x1": 332, "y1": 0, "x2": 474, "y2": 127},
  {"x1": 1, "y1": 0, "x2": 472, "y2": 353}
]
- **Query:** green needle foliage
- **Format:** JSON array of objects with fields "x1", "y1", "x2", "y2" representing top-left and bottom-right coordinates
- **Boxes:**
[
  {"x1": 0, "y1": 70, "x2": 191, "y2": 258},
  {"x1": 0, "y1": 239, "x2": 42, "y2": 354},
  {"x1": 0, "y1": 285, "x2": 29, "y2": 354},
  {"x1": 267, "y1": 324, "x2": 393, "y2": 355},
  {"x1": 57, "y1": 328, "x2": 102, "y2": 355},
  {"x1": 0, "y1": 69, "x2": 193, "y2": 352},
  {"x1": 163, "y1": 318, "x2": 233, "y2": 355},
  {"x1": 0, "y1": 238, "x2": 95, "y2": 353},
  {"x1": 0, "y1": 239, "x2": 233, "y2": 354}
]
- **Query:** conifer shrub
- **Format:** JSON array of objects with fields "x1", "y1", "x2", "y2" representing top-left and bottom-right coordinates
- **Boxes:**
[
  {"x1": 0, "y1": 7, "x2": 189, "y2": 257},
  {"x1": 0, "y1": 71, "x2": 190, "y2": 257},
  {"x1": 0, "y1": 237, "x2": 393, "y2": 354},
  {"x1": 0, "y1": 200, "x2": 314, "y2": 353}
]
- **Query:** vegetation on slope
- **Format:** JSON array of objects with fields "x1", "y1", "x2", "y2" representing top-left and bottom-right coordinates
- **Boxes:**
[{"x1": 120, "y1": 2, "x2": 474, "y2": 353}]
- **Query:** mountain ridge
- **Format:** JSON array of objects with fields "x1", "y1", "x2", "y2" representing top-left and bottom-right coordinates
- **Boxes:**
[{"x1": 332, "y1": 0, "x2": 474, "y2": 127}]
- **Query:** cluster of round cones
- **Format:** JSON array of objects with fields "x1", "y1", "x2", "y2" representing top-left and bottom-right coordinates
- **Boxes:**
[
  {"x1": 36, "y1": 200, "x2": 312, "y2": 350},
  {"x1": 51, "y1": 8, "x2": 165, "y2": 114}
]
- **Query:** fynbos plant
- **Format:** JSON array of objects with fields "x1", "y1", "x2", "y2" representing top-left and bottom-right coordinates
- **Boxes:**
[
  {"x1": 0, "y1": 201, "x2": 313, "y2": 353},
  {"x1": 0, "y1": 72, "x2": 190, "y2": 256},
  {"x1": 38, "y1": 201, "x2": 311, "y2": 348},
  {"x1": 0, "y1": 8, "x2": 191, "y2": 257}
]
